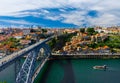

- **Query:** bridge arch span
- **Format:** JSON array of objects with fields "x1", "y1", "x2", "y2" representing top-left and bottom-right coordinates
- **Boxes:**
[{"x1": 16, "y1": 43, "x2": 51, "y2": 83}]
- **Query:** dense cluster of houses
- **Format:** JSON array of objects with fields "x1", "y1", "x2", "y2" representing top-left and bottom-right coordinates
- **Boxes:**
[
  {"x1": 0, "y1": 27, "x2": 51, "y2": 58},
  {"x1": 55, "y1": 31, "x2": 110, "y2": 54},
  {"x1": 0, "y1": 26, "x2": 119, "y2": 57},
  {"x1": 94, "y1": 26, "x2": 120, "y2": 34}
]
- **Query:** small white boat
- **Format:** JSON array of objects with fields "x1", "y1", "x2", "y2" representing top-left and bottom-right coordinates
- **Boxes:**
[{"x1": 93, "y1": 65, "x2": 107, "y2": 70}]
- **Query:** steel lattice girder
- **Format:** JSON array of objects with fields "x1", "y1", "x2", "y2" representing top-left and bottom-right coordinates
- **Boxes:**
[
  {"x1": 16, "y1": 44, "x2": 51, "y2": 83},
  {"x1": 16, "y1": 49, "x2": 37, "y2": 83}
]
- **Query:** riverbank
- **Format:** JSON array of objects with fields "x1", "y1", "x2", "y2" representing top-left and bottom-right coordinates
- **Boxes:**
[{"x1": 49, "y1": 54, "x2": 120, "y2": 60}]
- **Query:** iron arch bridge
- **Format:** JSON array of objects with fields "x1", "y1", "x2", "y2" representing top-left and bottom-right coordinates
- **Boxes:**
[
  {"x1": 0, "y1": 36, "x2": 54, "y2": 83},
  {"x1": 16, "y1": 43, "x2": 51, "y2": 83}
]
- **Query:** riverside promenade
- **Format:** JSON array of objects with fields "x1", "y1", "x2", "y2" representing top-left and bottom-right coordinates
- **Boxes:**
[{"x1": 50, "y1": 53, "x2": 120, "y2": 59}]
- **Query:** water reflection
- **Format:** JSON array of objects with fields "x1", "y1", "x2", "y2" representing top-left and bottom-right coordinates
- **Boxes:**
[{"x1": 58, "y1": 59, "x2": 75, "y2": 83}]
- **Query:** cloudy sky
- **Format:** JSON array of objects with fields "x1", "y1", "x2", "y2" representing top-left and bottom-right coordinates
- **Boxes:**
[{"x1": 0, "y1": 0, "x2": 120, "y2": 27}]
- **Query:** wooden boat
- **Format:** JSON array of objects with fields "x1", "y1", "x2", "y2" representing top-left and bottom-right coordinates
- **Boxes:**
[{"x1": 93, "y1": 65, "x2": 107, "y2": 70}]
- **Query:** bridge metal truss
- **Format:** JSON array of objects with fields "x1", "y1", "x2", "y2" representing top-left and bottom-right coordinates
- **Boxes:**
[
  {"x1": 16, "y1": 43, "x2": 51, "y2": 83},
  {"x1": 15, "y1": 59, "x2": 21, "y2": 78}
]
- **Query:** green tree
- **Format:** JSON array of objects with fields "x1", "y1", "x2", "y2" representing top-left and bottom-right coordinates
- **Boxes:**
[
  {"x1": 93, "y1": 31, "x2": 98, "y2": 35},
  {"x1": 86, "y1": 28, "x2": 95, "y2": 35},
  {"x1": 41, "y1": 29, "x2": 47, "y2": 33},
  {"x1": 48, "y1": 38, "x2": 56, "y2": 49},
  {"x1": 9, "y1": 37, "x2": 17, "y2": 42},
  {"x1": 30, "y1": 28, "x2": 36, "y2": 32},
  {"x1": 80, "y1": 28, "x2": 85, "y2": 33}
]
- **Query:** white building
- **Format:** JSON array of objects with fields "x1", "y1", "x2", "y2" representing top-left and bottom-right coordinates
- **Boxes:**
[{"x1": 23, "y1": 29, "x2": 30, "y2": 35}]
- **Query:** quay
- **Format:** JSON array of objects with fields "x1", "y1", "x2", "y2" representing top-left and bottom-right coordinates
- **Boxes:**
[{"x1": 50, "y1": 53, "x2": 120, "y2": 60}]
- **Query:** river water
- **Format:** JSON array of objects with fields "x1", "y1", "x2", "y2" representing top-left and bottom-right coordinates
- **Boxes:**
[{"x1": 0, "y1": 59, "x2": 120, "y2": 83}]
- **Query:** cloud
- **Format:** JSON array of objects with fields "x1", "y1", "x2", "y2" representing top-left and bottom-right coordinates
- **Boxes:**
[
  {"x1": 0, "y1": 19, "x2": 39, "y2": 25},
  {"x1": 59, "y1": 9, "x2": 66, "y2": 12},
  {"x1": 0, "y1": 0, "x2": 120, "y2": 27},
  {"x1": 0, "y1": 0, "x2": 108, "y2": 16},
  {"x1": 60, "y1": 11, "x2": 87, "y2": 26},
  {"x1": 45, "y1": 16, "x2": 61, "y2": 21}
]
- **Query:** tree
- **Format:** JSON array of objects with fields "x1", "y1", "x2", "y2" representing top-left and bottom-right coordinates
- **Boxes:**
[
  {"x1": 86, "y1": 28, "x2": 95, "y2": 35},
  {"x1": 41, "y1": 29, "x2": 47, "y2": 33},
  {"x1": 80, "y1": 28, "x2": 85, "y2": 33},
  {"x1": 48, "y1": 38, "x2": 56, "y2": 49},
  {"x1": 93, "y1": 31, "x2": 98, "y2": 35},
  {"x1": 30, "y1": 28, "x2": 36, "y2": 32}
]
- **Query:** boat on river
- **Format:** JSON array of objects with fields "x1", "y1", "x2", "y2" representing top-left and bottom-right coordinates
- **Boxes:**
[{"x1": 93, "y1": 65, "x2": 107, "y2": 70}]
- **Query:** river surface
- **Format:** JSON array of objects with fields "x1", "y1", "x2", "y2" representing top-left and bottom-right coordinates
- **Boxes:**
[{"x1": 0, "y1": 59, "x2": 120, "y2": 83}]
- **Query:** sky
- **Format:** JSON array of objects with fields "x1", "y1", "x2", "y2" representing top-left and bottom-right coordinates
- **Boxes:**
[{"x1": 0, "y1": 0, "x2": 120, "y2": 28}]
